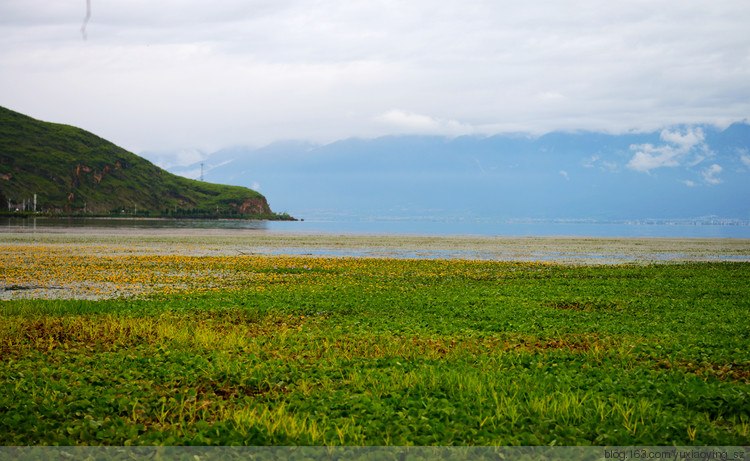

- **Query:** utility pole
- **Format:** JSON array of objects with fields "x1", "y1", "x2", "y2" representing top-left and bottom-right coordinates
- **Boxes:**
[
  {"x1": 33, "y1": 194, "x2": 37, "y2": 213},
  {"x1": 200, "y1": 163, "x2": 204, "y2": 181}
]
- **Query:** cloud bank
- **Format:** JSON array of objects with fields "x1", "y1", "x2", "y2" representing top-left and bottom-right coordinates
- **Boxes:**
[{"x1": 1, "y1": 0, "x2": 749, "y2": 152}]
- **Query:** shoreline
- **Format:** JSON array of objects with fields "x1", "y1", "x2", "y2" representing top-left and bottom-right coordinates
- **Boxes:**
[{"x1": 0, "y1": 215, "x2": 296, "y2": 222}]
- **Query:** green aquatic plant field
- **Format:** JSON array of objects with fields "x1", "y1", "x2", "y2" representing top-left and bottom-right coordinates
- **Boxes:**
[{"x1": 1, "y1": 255, "x2": 748, "y2": 445}]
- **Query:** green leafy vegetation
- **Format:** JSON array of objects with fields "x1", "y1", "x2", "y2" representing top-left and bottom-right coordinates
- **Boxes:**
[
  {"x1": 1, "y1": 253, "x2": 748, "y2": 445},
  {"x1": 0, "y1": 106, "x2": 292, "y2": 219}
]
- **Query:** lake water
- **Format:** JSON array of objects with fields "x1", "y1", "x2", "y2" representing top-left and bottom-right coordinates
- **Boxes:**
[{"x1": 2, "y1": 216, "x2": 749, "y2": 238}]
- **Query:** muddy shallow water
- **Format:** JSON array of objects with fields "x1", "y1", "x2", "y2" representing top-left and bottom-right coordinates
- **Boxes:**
[{"x1": 2, "y1": 228, "x2": 749, "y2": 263}]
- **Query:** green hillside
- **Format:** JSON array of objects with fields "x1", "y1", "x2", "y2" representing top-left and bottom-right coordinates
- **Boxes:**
[{"x1": 0, "y1": 106, "x2": 292, "y2": 219}]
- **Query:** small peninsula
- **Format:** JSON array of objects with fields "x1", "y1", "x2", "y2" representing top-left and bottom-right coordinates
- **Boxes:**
[{"x1": 0, "y1": 106, "x2": 293, "y2": 220}]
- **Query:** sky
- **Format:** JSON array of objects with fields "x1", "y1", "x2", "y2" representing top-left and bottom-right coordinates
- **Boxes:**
[{"x1": 2, "y1": 0, "x2": 750, "y2": 159}]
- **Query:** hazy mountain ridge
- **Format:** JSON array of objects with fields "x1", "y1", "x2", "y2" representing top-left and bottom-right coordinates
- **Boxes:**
[{"x1": 160, "y1": 123, "x2": 750, "y2": 221}]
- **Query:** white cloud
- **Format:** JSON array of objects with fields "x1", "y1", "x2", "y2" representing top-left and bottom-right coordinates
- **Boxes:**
[
  {"x1": 682, "y1": 180, "x2": 697, "y2": 187},
  {"x1": 687, "y1": 155, "x2": 706, "y2": 167},
  {"x1": 583, "y1": 156, "x2": 599, "y2": 168},
  {"x1": 251, "y1": 182, "x2": 261, "y2": 191},
  {"x1": 583, "y1": 155, "x2": 618, "y2": 172},
  {"x1": 741, "y1": 154, "x2": 750, "y2": 168},
  {"x1": 660, "y1": 127, "x2": 704, "y2": 151},
  {"x1": 627, "y1": 127, "x2": 710, "y2": 173},
  {"x1": 601, "y1": 161, "x2": 617, "y2": 172},
  {"x1": 702, "y1": 164, "x2": 723, "y2": 184},
  {"x1": 559, "y1": 170, "x2": 569, "y2": 181},
  {"x1": 375, "y1": 110, "x2": 475, "y2": 137},
  {"x1": 626, "y1": 144, "x2": 681, "y2": 173}
]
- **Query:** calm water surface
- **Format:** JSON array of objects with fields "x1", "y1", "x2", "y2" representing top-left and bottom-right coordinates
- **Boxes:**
[{"x1": 2, "y1": 217, "x2": 749, "y2": 238}]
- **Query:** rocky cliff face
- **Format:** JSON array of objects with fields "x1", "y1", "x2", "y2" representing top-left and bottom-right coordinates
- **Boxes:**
[{"x1": 234, "y1": 197, "x2": 272, "y2": 215}]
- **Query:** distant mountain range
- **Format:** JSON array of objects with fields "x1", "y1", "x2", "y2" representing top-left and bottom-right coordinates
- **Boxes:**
[
  {"x1": 0, "y1": 106, "x2": 291, "y2": 219},
  {"x1": 154, "y1": 122, "x2": 750, "y2": 221}
]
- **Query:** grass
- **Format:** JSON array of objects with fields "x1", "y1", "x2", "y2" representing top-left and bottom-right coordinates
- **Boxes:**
[{"x1": 0, "y1": 245, "x2": 748, "y2": 445}]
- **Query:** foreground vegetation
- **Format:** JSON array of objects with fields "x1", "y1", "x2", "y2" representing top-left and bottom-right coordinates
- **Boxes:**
[{"x1": 0, "y1": 247, "x2": 748, "y2": 445}]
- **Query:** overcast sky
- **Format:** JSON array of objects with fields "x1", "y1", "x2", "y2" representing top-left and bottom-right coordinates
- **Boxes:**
[{"x1": 2, "y1": 0, "x2": 749, "y2": 155}]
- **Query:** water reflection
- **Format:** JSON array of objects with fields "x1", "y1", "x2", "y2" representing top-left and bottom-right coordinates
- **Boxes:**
[{"x1": 1, "y1": 217, "x2": 269, "y2": 231}]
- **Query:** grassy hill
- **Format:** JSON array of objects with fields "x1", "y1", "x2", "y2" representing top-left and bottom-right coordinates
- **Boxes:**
[{"x1": 0, "y1": 106, "x2": 292, "y2": 219}]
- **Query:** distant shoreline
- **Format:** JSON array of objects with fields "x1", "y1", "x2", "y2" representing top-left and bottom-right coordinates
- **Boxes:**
[{"x1": 3, "y1": 215, "x2": 750, "y2": 239}]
